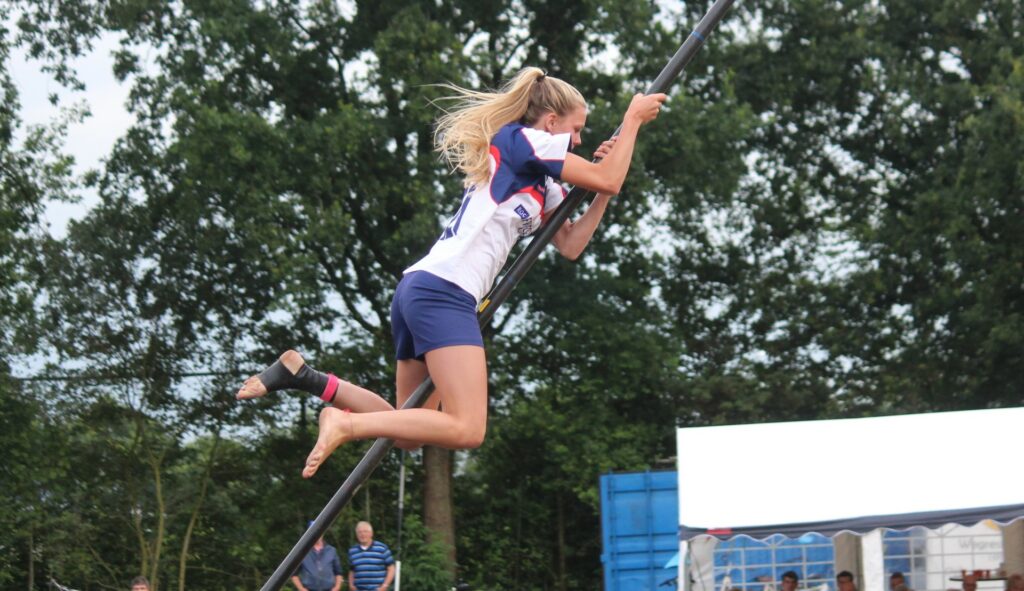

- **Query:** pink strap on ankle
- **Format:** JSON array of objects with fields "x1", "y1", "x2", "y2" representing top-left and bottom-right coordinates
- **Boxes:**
[{"x1": 321, "y1": 373, "x2": 340, "y2": 403}]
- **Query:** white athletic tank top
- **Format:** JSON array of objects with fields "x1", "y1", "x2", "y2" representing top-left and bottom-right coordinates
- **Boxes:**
[{"x1": 404, "y1": 123, "x2": 571, "y2": 302}]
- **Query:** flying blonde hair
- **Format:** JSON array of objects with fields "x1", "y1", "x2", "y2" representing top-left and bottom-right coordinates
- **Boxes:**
[{"x1": 434, "y1": 67, "x2": 586, "y2": 187}]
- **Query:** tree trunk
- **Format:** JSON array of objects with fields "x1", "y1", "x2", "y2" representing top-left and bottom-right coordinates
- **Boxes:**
[
  {"x1": 27, "y1": 526, "x2": 34, "y2": 591},
  {"x1": 149, "y1": 450, "x2": 168, "y2": 591},
  {"x1": 422, "y1": 446, "x2": 455, "y2": 577},
  {"x1": 556, "y1": 493, "x2": 567, "y2": 591},
  {"x1": 129, "y1": 420, "x2": 151, "y2": 581},
  {"x1": 511, "y1": 483, "x2": 523, "y2": 584},
  {"x1": 178, "y1": 434, "x2": 220, "y2": 591}
]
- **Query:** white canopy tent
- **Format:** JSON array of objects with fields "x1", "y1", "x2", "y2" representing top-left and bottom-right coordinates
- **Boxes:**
[{"x1": 675, "y1": 407, "x2": 1024, "y2": 591}]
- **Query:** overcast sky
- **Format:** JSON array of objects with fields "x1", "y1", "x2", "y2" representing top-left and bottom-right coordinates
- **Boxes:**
[{"x1": 10, "y1": 32, "x2": 133, "y2": 236}]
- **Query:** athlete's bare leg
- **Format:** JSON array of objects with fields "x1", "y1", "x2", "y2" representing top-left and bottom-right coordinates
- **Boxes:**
[
  {"x1": 393, "y1": 358, "x2": 441, "y2": 451},
  {"x1": 332, "y1": 380, "x2": 396, "y2": 413},
  {"x1": 303, "y1": 345, "x2": 487, "y2": 478}
]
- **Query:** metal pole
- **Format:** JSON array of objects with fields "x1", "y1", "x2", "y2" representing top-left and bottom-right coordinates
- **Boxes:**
[
  {"x1": 395, "y1": 450, "x2": 407, "y2": 591},
  {"x1": 260, "y1": 1, "x2": 736, "y2": 588}
]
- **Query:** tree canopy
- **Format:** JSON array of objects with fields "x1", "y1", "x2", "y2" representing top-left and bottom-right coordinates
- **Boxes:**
[{"x1": 2, "y1": 0, "x2": 1022, "y2": 589}]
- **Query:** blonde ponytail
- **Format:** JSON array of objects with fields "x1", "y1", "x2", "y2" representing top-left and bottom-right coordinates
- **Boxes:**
[{"x1": 434, "y1": 68, "x2": 586, "y2": 187}]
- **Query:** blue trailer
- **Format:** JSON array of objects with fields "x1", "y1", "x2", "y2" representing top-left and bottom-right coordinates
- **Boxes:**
[{"x1": 600, "y1": 470, "x2": 679, "y2": 591}]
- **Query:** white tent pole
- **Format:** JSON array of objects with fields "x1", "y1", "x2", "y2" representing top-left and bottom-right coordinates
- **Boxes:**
[
  {"x1": 680, "y1": 540, "x2": 689, "y2": 591},
  {"x1": 861, "y1": 530, "x2": 885, "y2": 591},
  {"x1": 834, "y1": 533, "x2": 861, "y2": 583},
  {"x1": 688, "y1": 536, "x2": 718, "y2": 591},
  {"x1": 1003, "y1": 521, "x2": 1024, "y2": 576}
]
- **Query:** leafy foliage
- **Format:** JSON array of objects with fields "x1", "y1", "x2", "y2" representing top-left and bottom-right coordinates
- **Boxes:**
[{"x1": 2, "y1": 0, "x2": 1023, "y2": 589}]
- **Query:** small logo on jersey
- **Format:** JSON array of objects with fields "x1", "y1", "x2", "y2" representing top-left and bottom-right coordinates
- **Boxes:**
[{"x1": 514, "y1": 204, "x2": 530, "y2": 220}]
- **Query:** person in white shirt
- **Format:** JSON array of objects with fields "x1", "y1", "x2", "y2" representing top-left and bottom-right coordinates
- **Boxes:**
[{"x1": 236, "y1": 67, "x2": 666, "y2": 478}]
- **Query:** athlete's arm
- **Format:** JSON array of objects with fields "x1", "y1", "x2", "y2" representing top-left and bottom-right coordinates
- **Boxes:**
[
  {"x1": 551, "y1": 193, "x2": 613, "y2": 260},
  {"x1": 558, "y1": 93, "x2": 666, "y2": 195},
  {"x1": 551, "y1": 138, "x2": 618, "y2": 260}
]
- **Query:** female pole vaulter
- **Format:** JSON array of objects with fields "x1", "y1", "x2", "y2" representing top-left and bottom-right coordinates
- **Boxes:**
[{"x1": 237, "y1": 67, "x2": 666, "y2": 478}]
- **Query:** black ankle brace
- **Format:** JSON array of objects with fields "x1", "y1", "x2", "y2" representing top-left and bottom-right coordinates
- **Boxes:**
[{"x1": 257, "y1": 359, "x2": 337, "y2": 401}]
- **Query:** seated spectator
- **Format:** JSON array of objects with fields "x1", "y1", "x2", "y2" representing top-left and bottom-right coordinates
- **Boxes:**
[
  {"x1": 838, "y1": 571, "x2": 858, "y2": 591},
  {"x1": 962, "y1": 573, "x2": 978, "y2": 591},
  {"x1": 782, "y1": 571, "x2": 800, "y2": 591},
  {"x1": 891, "y1": 572, "x2": 911, "y2": 591},
  {"x1": 1006, "y1": 574, "x2": 1024, "y2": 591}
]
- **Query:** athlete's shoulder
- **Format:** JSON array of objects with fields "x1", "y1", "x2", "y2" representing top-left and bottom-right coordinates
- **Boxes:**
[
  {"x1": 517, "y1": 126, "x2": 571, "y2": 161},
  {"x1": 491, "y1": 122, "x2": 526, "y2": 151}
]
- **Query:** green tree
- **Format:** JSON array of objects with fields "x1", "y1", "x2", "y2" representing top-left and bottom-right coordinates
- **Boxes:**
[
  {"x1": 1, "y1": 6, "x2": 90, "y2": 586},
  {"x1": 7, "y1": 1, "x2": 1024, "y2": 590},
  {"x1": 0, "y1": 9, "x2": 80, "y2": 361}
]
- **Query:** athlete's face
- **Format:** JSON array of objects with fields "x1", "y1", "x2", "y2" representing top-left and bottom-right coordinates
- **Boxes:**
[{"x1": 539, "y1": 104, "x2": 588, "y2": 150}]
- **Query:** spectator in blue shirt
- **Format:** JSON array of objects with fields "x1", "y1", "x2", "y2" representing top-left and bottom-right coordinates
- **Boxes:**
[
  {"x1": 348, "y1": 521, "x2": 395, "y2": 591},
  {"x1": 292, "y1": 523, "x2": 343, "y2": 591}
]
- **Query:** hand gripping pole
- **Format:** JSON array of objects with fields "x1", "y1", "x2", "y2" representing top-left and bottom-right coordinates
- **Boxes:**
[{"x1": 260, "y1": 1, "x2": 736, "y2": 588}]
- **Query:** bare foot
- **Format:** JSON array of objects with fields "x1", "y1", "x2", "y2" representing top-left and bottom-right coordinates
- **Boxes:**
[
  {"x1": 302, "y1": 406, "x2": 354, "y2": 479},
  {"x1": 235, "y1": 349, "x2": 306, "y2": 399}
]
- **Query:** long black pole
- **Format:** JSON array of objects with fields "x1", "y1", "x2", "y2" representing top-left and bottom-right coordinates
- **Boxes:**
[{"x1": 260, "y1": 1, "x2": 735, "y2": 588}]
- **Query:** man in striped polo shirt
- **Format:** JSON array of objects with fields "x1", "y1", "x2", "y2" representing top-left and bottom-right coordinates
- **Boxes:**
[{"x1": 348, "y1": 521, "x2": 395, "y2": 591}]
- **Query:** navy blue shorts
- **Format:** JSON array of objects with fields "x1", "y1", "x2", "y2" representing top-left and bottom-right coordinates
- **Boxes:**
[{"x1": 391, "y1": 271, "x2": 484, "y2": 361}]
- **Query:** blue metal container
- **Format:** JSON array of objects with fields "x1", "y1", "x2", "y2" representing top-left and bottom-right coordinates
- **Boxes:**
[{"x1": 600, "y1": 470, "x2": 679, "y2": 590}]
